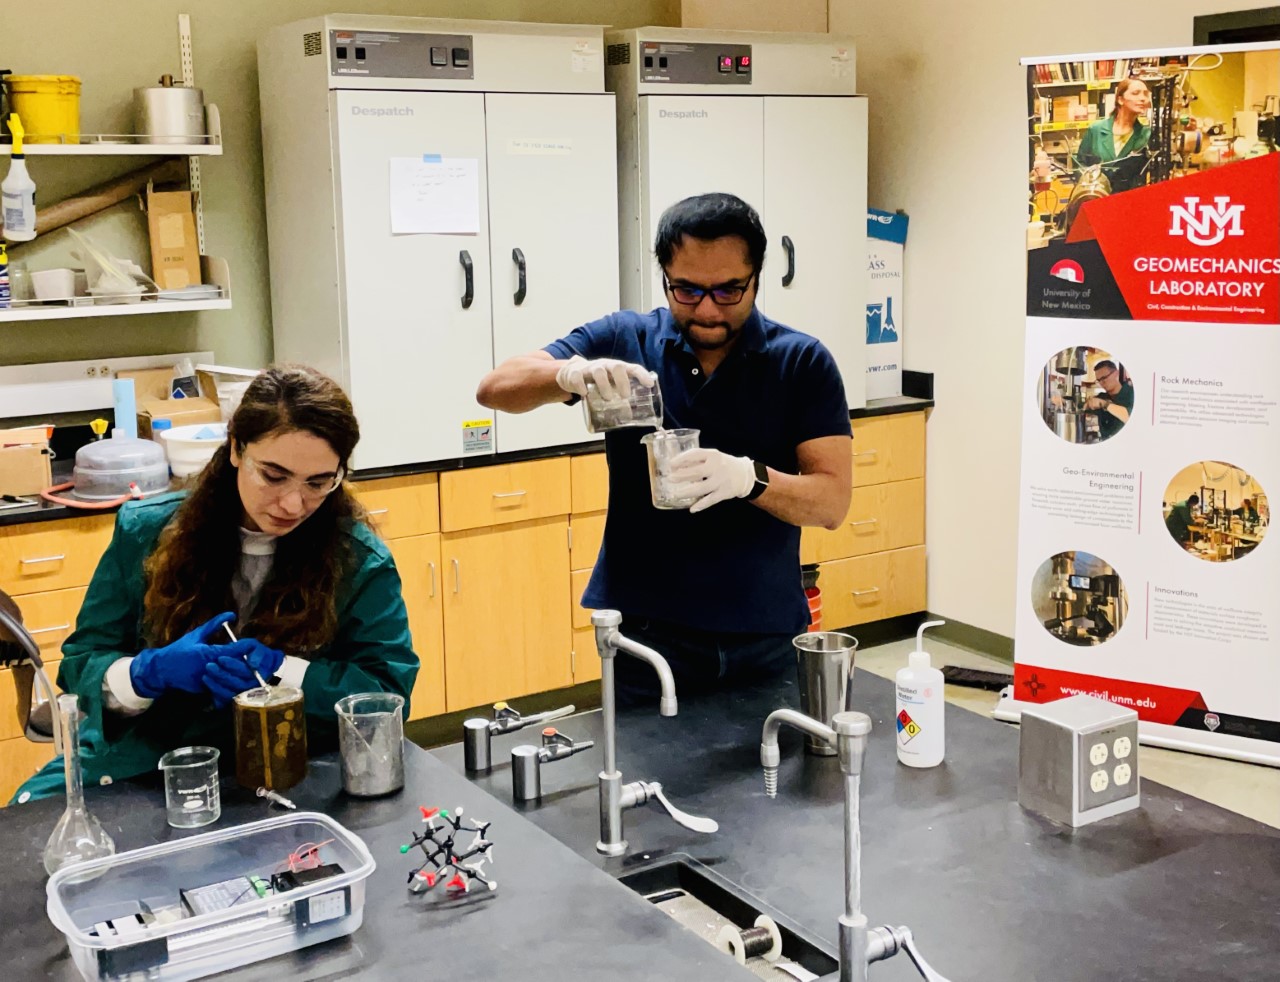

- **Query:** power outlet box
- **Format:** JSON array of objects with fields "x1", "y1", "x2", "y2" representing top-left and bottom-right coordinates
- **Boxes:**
[{"x1": 1018, "y1": 695, "x2": 1140, "y2": 827}]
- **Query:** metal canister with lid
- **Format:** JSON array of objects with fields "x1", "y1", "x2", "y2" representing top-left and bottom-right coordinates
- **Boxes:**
[{"x1": 134, "y1": 74, "x2": 205, "y2": 145}]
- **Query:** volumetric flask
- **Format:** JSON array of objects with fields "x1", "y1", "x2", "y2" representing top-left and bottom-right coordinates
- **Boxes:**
[
  {"x1": 641, "y1": 428, "x2": 700, "y2": 510},
  {"x1": 582, "y1": 372, "x2": 663, "y2": 432},
  {"x1": 158, "y1": 746, "x2": 221, "y2": 828},
  {"x1": 335, "y1": 692, "x2": 406, "y2": 797},
  {"x1": 234, "y1": 685, "x2": 308, "y2": 791}
]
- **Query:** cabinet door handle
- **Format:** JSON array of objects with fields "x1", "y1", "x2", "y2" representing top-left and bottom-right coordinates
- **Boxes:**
[
  {"x1": 781, "y1": 235, "x2": 796, "y2": 287},
  {"x1": 367, "y1": 508, "x2": 389, "y2": 517},
  {"x1": 452, "y1": 558, "x2": 461, "y2": 593},
  {"x1": 459, "y1": 250, "x2": 474, "y2": 309},
  {"x1": 848, "y1": 518, "x2": 879, "y2": 527},
  {"x1": 512, "y1": 247, "x2": 527, "y2": 306},
  {"x1": 29, "y1": 623, "x2": 71, "y2": 635},
  {"x1": 20, "y1": 554, "x2": 66, "y2": 565},
  {"x1": 851, "y1": 449, "x2": 879, "y2": 458},
  {"x1": 492, "y1": 490, "x2": 527, "y2": 499},
  {"x1": 851, "y1": 587, "x2": 881, "y2": 597},
  {"x1": 428, "y1": 561, "x2": 437, "y2": 598}
]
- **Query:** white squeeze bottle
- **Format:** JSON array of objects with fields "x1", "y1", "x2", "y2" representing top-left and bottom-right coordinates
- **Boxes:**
[
  {"x1": 896, "y1": 620, "x2": 946, "y2": 767},
  {"x1": 2, "y1": 115, "x2": 37, "y2": 243}
]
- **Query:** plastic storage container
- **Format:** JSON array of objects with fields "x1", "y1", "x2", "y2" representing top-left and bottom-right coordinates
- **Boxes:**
[
  {"x1": 4, "y1": 75, "x2": 81, "y2": 144},
  {"x1": 160, "y1": 422, "x2": 226, "y2": 478},
  {"x1": 46, "y1": 812, "x2": 375, "y2": 982},
  {"x1": 72, "y1": 434, "x2": 170, "y2": 500}
]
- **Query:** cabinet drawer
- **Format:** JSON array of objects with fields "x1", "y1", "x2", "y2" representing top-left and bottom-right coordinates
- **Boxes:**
[
  {"x1": 0, "y1": 736, "x2": 56, "y2": 806},
  {"x1": 352, "y1": 474, "x2": 439, "y2": 539},
  {"x1": 805, "y1": 479, "x2": 925, "y2": 563},
  {"x1": 11, "y1": 587, "x2": 87, "y2": 664},
  {"x1": 385, "y1": 534, "x2": 446, "y2": 722},
  {"x1": 851, "y1": 412, "x2": 925, "y2": 486},
  {"x1": 571, "y1": 453, "x2": 609, "y2": 514},
  {"x1": 570, "y1": 512, "x2": 606, "y2": 571},
  {"x1": 570, "y1": 568, "x2": 593, "y2": 630},
  {"x1": 819, "y1": 546, "x2": 926, "y2": 629},
  {"x1": 441, "y1": 459, "x2": 571, "y2": 532},
  {"x1": 0, "y1": 516, "x2": 114, "y2": 597},
  {"x1": 573, "y1": 625, "x2": 602, "y2": 684}
]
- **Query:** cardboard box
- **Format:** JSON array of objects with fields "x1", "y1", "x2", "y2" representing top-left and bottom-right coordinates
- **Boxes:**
[
  {"x1": 117, "y1": 367, "x2": 177, "y2": 402},
  {"x1": 0, "y1": 426, "x2": 53, "y2": 495},
  {"x1": 137, "y1": 396, "x2": 221, "y2": 440},
  {"x1": 146, "y1": 189, "x2": 202, "y2": 291}
]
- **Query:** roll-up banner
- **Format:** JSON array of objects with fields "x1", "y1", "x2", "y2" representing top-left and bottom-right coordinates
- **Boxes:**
[{"x1": 1007, "y1": 42, "x2": 1280, "y2": 765}]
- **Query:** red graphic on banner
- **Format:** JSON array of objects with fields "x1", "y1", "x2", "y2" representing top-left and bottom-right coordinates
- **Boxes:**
[
  {"x1": 1014, "y1": 663, "x2": 1208, "y2": 725},
  {"x1": 1066, "y1": 154, "x2": 1280, "y2": 325}
]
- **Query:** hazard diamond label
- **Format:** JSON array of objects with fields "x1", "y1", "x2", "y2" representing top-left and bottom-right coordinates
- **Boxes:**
[{"x1": 897, "y1": 709, "x2": 921, "y2": 743}]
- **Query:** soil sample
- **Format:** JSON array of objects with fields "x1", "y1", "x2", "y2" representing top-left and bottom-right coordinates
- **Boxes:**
[{"x1": 233, "y1": 684, "x2": 307, "y2": 790}]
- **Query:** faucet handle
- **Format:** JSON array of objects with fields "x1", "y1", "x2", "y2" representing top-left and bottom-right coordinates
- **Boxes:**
[{"x1": 639, "y1": 781, "x2": 718, "y2": 834}]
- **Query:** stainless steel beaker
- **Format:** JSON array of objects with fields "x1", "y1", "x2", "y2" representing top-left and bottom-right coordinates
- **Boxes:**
[
  {"x1": 335, "y1": 692, "x2": 406, "y2": 797},
  {"x1": 794, "y1": 632, "x2": 859, "y2": 756}
]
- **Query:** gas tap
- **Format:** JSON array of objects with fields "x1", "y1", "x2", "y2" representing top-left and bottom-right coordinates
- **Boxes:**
[{"x1": 463, "y1": 700, "x2": 576, "y2": 773}]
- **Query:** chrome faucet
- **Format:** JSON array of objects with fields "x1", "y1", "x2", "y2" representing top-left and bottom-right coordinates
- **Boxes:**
[
  {"x1": 593, "y1": 610, "x2": 718, "y2": 856},
  {"x1": 463, "y1": 700, "x2": 576, "y2": 773},
  {"x1": 761, "y1": 709, "x2": 954, "y2": 982}
]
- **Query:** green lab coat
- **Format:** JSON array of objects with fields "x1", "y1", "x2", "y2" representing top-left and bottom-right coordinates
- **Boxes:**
[
  {"x1": 13, "y1": 493, "x2": 418, "y2": 802},
  {"x1": 1077, "y1": 117, "x2": 1151, "y2": 192},
  {"x1": 1165, "y1": 500, "x2": 1196, "y2": 544},
  {"x1": 1095, "y1": 380, "x2": 1135, "y2": 441}
]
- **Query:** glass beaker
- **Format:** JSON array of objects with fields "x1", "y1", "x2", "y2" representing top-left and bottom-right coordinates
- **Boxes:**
[
  {"x1": 335, "y1": 692, "x2": 406, "y2": 797},
  {"x1": 43, "y1": 694, "x2": 116, "y2": 875},
  {"x1": 157, "y1": 746, "x2": 221, "y2": 828},
  {"x1": 582, "y1": 372, "x2": 663, "y2": 433},
  {"x1": 233, "y1": 685, "x2": 307, "y2": 791},
  {"x1": 794, "y1": 632, "x2": 859, "y2": 757},
  {"x1": 641, "y1": 428, "x2": 701, "y2": 510}
]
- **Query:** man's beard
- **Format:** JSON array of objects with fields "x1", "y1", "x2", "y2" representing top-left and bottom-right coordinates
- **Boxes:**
[{"x1": 676, "y1": 316, "x2": 741, "y2": 351}]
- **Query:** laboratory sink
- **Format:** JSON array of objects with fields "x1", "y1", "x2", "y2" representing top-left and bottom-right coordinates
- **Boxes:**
[{"x1": 619, "y1": 855, "x2": 838, "y2": 981}]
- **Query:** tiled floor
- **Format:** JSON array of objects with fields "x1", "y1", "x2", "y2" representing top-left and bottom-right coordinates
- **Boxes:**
[{"x1": 857, "y1": 638, "x2": 1280, "y2": 829}]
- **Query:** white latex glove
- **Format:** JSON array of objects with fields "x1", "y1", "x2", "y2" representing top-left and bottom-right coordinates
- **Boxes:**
[
  {"x1": 555, "y1": 355, "x2": 655, "y2": 400},
  {"x1": 667, "y1": 448, "x2": 756, "y2": 514}
]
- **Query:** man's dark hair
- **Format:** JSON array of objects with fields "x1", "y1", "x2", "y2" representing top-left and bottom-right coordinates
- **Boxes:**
[
  {"x1": 654, "y1": 193, "x2": 767, "y2": 274},
  {"x1": 1093, "y1": 359, "x2": 1117, "y2": 374},
  {"x1": 1188, "y1": 494, "x2": 1200, "y2": 505}
]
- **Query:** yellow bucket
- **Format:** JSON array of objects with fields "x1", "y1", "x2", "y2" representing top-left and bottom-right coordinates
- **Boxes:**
[{"x1": 5, "y1": 75, "x2": 81, "y2": 144}]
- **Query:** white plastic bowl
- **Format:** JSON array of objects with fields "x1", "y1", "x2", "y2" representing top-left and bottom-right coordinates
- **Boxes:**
[{"x1": 160, "y1": 422, "x2": 227, "y2": 477}]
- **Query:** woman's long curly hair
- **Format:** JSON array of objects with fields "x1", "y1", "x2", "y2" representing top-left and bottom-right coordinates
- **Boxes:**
[{"x1": 142, "y1": 365, "x2": 365, "y2": 653}]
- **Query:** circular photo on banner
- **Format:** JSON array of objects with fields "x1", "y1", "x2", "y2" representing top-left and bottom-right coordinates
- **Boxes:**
[
  {"x1": 1031, "y1": 550, "x2": 1129, "y2": 647},
  {"x1": 1038, "y1": 346, "x2": 1134, "y2": 445},
  {"x1": 1163, "y1": 461, "x2": 1269, "y2": 563}
]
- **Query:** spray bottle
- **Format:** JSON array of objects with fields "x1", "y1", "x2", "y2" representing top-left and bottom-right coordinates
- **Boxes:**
[
  {"x1": 895, "y1": 619, "x2": 946, "y2": 768},
  {"x1": 0, "y1": 242, "x2": 9, "y2": 308},
  {"x1": 2, "y1": 114, "x2": 36, "y2": 242}
]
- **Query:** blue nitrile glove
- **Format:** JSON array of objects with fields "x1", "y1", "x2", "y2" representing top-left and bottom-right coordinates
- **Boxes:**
[
  {"x1": 202, "y1": 640, "x2": 287, "y2": 708},
  {"x1": 129, "y1": 611, "x2": 238, "y2": 699}
]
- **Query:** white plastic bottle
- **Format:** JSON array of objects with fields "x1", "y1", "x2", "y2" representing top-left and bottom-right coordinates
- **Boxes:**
[
  {"x1": 895, "y1": 620, "x2": 946, "y2": 768},
  {"x1": 2, "y1": 115, "x2": 37, "y2": 243}
]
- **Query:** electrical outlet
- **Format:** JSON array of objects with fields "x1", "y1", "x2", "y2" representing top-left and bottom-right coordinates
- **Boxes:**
[
  {"x1": 1113, "y1": 762, "x2": 1132, "y2": 786},
  {"x1": 1078, "y1": 722, "x2": 1138, "y2": 809},
  {"x1": 1113, "y1": 736, "x2": 1132, "y2": 759},
  {"x1": 1088, "y1": 742, "x2": 1108, "y2": 766}
]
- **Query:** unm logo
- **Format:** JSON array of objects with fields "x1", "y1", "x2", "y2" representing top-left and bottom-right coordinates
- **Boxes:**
[{"x1": 1168, "y1": 195, "x2": 1245, "y2": 247}]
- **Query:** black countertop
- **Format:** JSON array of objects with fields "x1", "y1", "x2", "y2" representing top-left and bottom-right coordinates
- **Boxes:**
[
  {"x1": 0, "y1": 745, "x2": 753, "y2": 981},
  {"x1": 0, "y1": 396, "x2": 933, "y2": 529},
  {"x1": 434, "y1": 671, "x2": 1280, "y2": 982}
]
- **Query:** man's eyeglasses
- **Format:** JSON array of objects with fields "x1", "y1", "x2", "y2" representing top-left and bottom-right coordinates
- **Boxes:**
[
  {"x1": 1094, "y1": 371, "x2": 1115, "y2": 385},
  {"x1": 241, "y1": 453, "x2": 344, "y2": 502},
  {"x1": 663, "y1": 273, "x2": 756, "y2": 307}
]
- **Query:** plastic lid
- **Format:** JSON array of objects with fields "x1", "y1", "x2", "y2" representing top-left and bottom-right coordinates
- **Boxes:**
[
  {"x1": 74, "y1": 435, "x2": 167, "y2": 471},
  {"x1": 151, "y1": 419, "x2": 173, "y2": 431}
]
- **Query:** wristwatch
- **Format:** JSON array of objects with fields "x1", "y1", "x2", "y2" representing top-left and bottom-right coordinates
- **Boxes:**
[{"x1": 745, "y1": 459, "x2": 770, "y2": 501}]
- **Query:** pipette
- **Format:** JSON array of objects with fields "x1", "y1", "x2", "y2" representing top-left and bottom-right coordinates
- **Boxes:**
[{"x1": 223, "y1": 622, "x2": 270, "y2": 689}]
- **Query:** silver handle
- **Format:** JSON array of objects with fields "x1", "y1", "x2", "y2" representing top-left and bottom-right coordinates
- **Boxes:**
[
  {"x1": 367, "y1": 507, "x2": 389, "y2": 516},
  {"x1": 492, "y1": 490, "x2": 528, "y2": 499},
  {"x1": 851, "y1": 449, "x2": 879, "y2": 458},
  {"x1": 428, "y1": 561, "x2": 437, "y2": 598},
  {"x1": 851, "y1": 587, "x2": 881, "y2": 597},
  {"x1": 20, "y1": 554, "x2": 66, "y2": 565},
  {"x1": 902, "y1": 930, "x2": 953, "y2": 982},
  {"x1": 28, "y1": 623, "x2": 71, "y2": 635},
  {"x1": 848, "y1": 518, "x2": 879, "y2": 527},
  {"x1": 645, "y1": 781, "x2": 718, "y2": 834},
  {"x1": 452, "y1": 558, "x2": 461, "y2": 593}
]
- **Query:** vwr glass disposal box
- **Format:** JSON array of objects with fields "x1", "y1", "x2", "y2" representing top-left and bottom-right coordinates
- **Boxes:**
[{"x1": 46, "y1": 812, "x2": 375, "y2": 981}]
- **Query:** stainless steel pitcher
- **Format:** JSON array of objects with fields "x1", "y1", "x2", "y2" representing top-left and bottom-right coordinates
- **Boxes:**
[{"x1": 794, "y1": 632, "x2": 859, "y2": 756}]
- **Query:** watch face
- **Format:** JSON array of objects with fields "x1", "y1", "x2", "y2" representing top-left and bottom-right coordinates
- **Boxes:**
[{"x1": 754, "y1": 460, "x2": 769, "y2": 485}]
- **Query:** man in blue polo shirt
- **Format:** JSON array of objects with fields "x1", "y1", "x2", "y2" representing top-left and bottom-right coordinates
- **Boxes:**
[{"x1": 477, "y1": 193, "x2": 852, "y2": 702}]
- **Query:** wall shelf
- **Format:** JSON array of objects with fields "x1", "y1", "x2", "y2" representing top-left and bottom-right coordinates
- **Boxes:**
[{"x1": 0, "y1": 107, "x2": 223, "y2": 157}]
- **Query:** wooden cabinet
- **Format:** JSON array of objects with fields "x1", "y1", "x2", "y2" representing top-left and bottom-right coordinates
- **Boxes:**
[
  {"x1": 442, "y1": 517, "x2": 573, "y2": 711},
  {"x1": 440, "y1": 458, "x2": 571, "y2": 532},
  {"x1": 804, "y1": 478, "x2": 925, "y2": 564},
  {"x1": 568, "y1": 452, "x2": 606, "y2": 685},
  {"x1": 352, "y1": 473, "x2": 439, "y2": 539},
  {"x1": 571, "y1": 453, "x2": 609, "y2": 513},
  {"x1": 0, "y1": 516, "x2": 113, "y2": 596},
  {"x1": 851, "y1": 413, "x2": 925, "y2": 487},
  {"x1": 820, "y1": 546, "x2": 927, "y2": 629},
  {"x1": 570, "y1": 512, "x2": 606, "y2": 572},
  {"x1": 384, "y1": 534, "x2": 445, "y2": 721}
]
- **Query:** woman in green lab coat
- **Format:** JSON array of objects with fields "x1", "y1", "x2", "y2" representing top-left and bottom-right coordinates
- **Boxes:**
[
  {"x1": 13, "y1": 366, "x2": 418, "y2": 802},
  {"x1": 1077, "y1": 78, "x2": 1152, "y2": 192}
]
